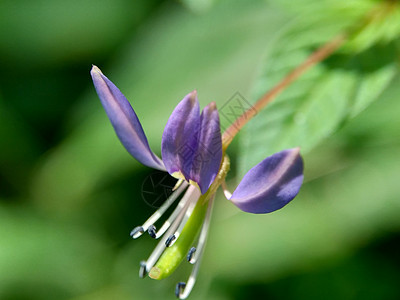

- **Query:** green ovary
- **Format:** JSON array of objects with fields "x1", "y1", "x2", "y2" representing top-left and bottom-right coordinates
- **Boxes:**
[
  {"x1": 148, "y1": 155, "x2": 230, "y2": 280},
  {"x1": 149, "y1": 194, "x2": 208, "y2": 280}
]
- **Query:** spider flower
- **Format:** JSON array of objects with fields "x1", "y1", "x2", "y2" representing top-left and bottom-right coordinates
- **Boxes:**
[{"x1": 91, "y1": 65, "x2": 304, "y2": 299}]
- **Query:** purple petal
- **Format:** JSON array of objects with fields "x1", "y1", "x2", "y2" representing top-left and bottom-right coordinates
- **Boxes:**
[
  {"x1": 90, "y1": 65, "x2": 165, "y2": 170},
  {"x1": 161, "y1": 91, "x2": 200, "y2": 179},
  {"x1": 189, "y1": 102, "x2": 222, "y2": 194},
  {"x1": 230, "y1": 148, "x2": 303, "y2": 214}
]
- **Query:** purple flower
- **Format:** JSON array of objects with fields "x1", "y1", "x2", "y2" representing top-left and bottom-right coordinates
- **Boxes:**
[{"x1": 91, "y1": 65, "x2": 304, "y2": 299}]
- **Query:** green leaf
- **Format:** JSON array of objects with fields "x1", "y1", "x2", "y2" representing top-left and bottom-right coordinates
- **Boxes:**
[
  {"x1": 238, "y1": 4, "x2": 400, "y2": 175},
  {"x1": 344, "y1": 1, "x2": 400, "y2": 52},
  {"x1": 208, "y1": 75, "x2": 400, "y2": 281}
]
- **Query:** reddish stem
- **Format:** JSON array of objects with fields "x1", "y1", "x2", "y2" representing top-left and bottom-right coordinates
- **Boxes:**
[{"x1": 221, "y1": 34, "x2": 347, "y2": 150}]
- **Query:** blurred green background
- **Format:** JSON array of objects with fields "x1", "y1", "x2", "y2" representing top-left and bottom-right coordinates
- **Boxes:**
[{"x1": 0, "y1": 0, "x2": 399, "y2": 299}]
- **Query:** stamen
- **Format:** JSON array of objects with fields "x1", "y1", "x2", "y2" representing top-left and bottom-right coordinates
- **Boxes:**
[
  {"x1": 186, "y1": 247, "x2": 196, "y2": 262},
  {"x1": 175, "y1": 282, "x2": 186, "y2": 298},
  {"x1": 176, "y1": 195, "x2": 215, "y2": 299},
  {"x1": 144, "y1": 186, "x2": 200, "y2": 273},
  {"x1": 131, "y1": 182, "x2": 188, "y2": 239},
  {"x1": 173, "y1": 179, "x2": 185, "y2": 191},
  {"x1": 148, "y1": 225, "x2": 157, "y2": 238},
  {"x1": 165, "y1": 234, "x2": 176, "y2": 247},
  {"x1": 175, "y1": 251, "x2": 202, "y2": 299},
  {"x1": 139, "y1": 261, "x2": 147, "y2": 278},
  {"x1": 130, "y1": 226, "x2": 144, "y2": 239},
  {"x1": 188, "y1": 194, "x2": 214, "y2": 264},
  {"x1": 167, "y1": 190, "x2": 199, "y2": 247},
  {"x1": 221, "y1": 180, "x2": 232, "y2": 199},
  {"x1": 154, "y1": 183, "x2": 197, "y2": 239}
]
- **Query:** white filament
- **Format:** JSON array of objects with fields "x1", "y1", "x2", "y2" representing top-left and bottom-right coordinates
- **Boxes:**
[
  {"x1": 154, "y1": 184, "x2": 193, "y2": 238},
  {"x1": 167, "y1": 187, "x2": 200, "y2": 247},
  {"x1": 178, "y1": 194, "x2": 215, "y2": 299},
  {"x1": 145, "y1": 185, "x2": 199, "y2": 272},
  {"x1": 132, "y1": 181, "x2": 188, "y2": 239},
  {"x1": 188, "y1": 194, "x2": 214, "y2": 264},
  {"x1": 221, "y1": 180, "x2": 232, "y2": 200}
]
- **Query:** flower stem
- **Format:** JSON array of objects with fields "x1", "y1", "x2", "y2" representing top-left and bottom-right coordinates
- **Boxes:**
[{"x1": 221, "y1": 33, "x2": 346, "y2": 150}]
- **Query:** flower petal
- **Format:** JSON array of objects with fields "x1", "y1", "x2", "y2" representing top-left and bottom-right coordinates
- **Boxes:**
[
  {"x1": 230, "y1": 148, "x2": 303, "y2": 214},
  {"x1": 90, "y1": 65, "x2": 165, "y2": 170},
  {"x1": 161, "y1": 91, "x2": 200, "y2": 180},
  {"x1": 189, "y1": 102, "x2": 222, "y2": 194}
]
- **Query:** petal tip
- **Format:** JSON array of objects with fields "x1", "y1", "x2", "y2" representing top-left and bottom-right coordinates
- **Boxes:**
[
  {"x1": 90, "y1": 66, "x2": 165, "y2": 171},
  {"x1": 90, "y1": 65, "x2": 102, "y2": 76},
  {"x1": 292, "y1": 147, "x2": 301, "y2": 153},
  {"x1": 188, "y1": 90, "x2": 198, "y2": 103},
  {"x1": 202, "y1": 102, "x2": 219, "y2": 119},
  {"x1": 208, "y1": 101, "x2": 217, "y2": 110}
]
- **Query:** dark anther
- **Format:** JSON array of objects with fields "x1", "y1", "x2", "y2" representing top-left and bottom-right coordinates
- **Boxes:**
[
  {"x1": 175, "y1": 282, "x2": 186, "y2": 298},
  {"x1": 130, "y1": 226, "x2": 144, "y2": 238},
  {"x1": 139, "y1": 261, "x2": 147, "y2": 278},
  {"x1": 148, "y1": 225, "x2": 157, "y2": 238},
  {"x1": 165, "y1": 234, "x2": 176, "y2": 247},
  {"x1": 187, "y1": 247, "x2": 196, "y2": 262}
]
